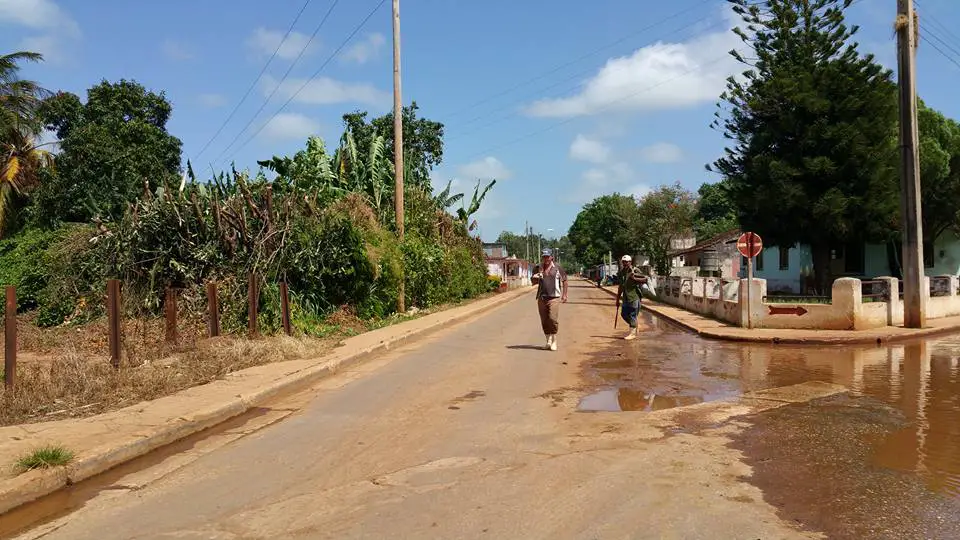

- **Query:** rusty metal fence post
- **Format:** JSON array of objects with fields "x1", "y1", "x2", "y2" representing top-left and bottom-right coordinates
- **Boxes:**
[
  {"x1": 164, "y1": 287, "x2": 178, "y2": 345},
  {"x1": 280, "y1": 281, "x2": 292, "y2": 336},
  {"x1": 206, "y1": 282, "x2": 220, "y2": 338},
  {"x1": 248, "y1": 274, "x2": 259, "y2": 338},
  {"x1": 5, "y1": 286, "x2": 16, "y2": 390},
  {"x1": 107, "y1": 279, "x2": 122, "y2": 367}
]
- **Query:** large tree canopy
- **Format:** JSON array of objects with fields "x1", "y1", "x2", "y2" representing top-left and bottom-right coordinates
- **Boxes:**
[
  {"x1": 636, "y1": 184, "x2": 697, "y2": 275},
  {"x1": 710, "y1": 0, "x2": 898, "y2": 292},
  {"x1": 34, "y1": 80, "x2": 183, "y2": 225},
  {"x1": 693, "y1": 180, "x2": 739, "y2": 240},
  {"x1": 341, "y1": 102, "x2": 443, "y2": 192},
  {"x1": 569, "y1": 194, "x2": 642, "y2": 267}
]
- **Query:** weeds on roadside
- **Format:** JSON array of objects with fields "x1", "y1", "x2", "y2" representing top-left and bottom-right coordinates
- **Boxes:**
[{"x1": 16, "y1": 445, "x2": 74, "y2": 472}]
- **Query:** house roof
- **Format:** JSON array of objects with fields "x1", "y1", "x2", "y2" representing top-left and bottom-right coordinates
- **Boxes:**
[{"x1": 669, "y1": 229, "x2": 741, "y2": 257}]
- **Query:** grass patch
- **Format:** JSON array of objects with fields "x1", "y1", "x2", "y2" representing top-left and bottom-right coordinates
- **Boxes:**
[{"x1": 16, "y1": 445, "x2": 74, "y2": 472}]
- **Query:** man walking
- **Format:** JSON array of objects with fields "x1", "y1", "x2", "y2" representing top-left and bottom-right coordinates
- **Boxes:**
[
  {"x1": 532, "y1": 249, "x2": 567, "y2": 351},
  {"x1": 616, "y1": 255, "x2": 647, "y2": 340}
]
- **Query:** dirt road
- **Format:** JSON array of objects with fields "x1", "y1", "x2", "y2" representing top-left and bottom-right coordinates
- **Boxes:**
[{"x1": 9, "y1": 282, "x2": 825, "y2": 539}]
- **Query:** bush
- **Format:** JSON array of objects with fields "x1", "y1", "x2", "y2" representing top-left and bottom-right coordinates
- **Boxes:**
[
  {"x1": 487, "y1": 275, "x2": 502, "y2": 292},
  {"x1": 0, "y1": 228, "x2": 64, "y2": 313}
]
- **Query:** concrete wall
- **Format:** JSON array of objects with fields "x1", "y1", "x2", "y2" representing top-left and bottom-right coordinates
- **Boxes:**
[{"x1": 655, "y1": 273, "x2": 960, "y2": 330}]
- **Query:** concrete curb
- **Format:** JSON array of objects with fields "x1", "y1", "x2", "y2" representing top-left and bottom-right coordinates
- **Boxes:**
[
  {"x1": 0, "y1": 287, "x2": 534, "y2": 516},
  {"x1": 587, "y1": 279, "x2": 960, "y2": 345}
]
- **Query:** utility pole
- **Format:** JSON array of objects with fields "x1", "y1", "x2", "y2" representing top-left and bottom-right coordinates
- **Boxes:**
[
  {"x1": 392, "y1": 0, "x2": 405, "y2": 314},
  {"x1": 896, "y1": 0, "x2": 926, "y2": 328},
  {"x1": 525, "y1": 221, "x2": 529, "y2": 262}
]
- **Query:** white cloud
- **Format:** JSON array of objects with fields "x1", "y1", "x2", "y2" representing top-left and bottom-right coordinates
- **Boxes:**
[
  {"x1": 456, "y1": 157, "x2": 513, "y2": 181},
  {"x1": 2, "y1": 0, "x2": 80, "y2": 63},
  {"x1": 261, "y1": 75, "x2": 389, "y2": 107},
  {"x1": 161, "y1": 39, "x2": 194, "y2": 61},
  {"x1": 569, "y1": 134, "x2": 611, "y2": 164},
  {"x1": 248, "y1": 28, "x2": 317, "y2": 60},
  {"x1": 259, "y1": 113, "x2": 320, "y2": 141},
  {"x1": 639, "y1": 142, "x2": 683, "y2": 163},
  {"x1": 566, "y1": 162, "x2": 636, "y2": 203},
  {"x1": 628, "y1": 183, "x2": 652, "y2": 198},
  {"x1": 341, "y1": 33, "x2": 385, "y2": 64},
  {"x1": 198, "y1": 93, "x2": 228, "y2": 108},
  {"x1": 524, "y1": 11, "x2": 740, "y2": 118},
  {"x1": 0, "y1": 0, "x2": 78, "y2": 34}
]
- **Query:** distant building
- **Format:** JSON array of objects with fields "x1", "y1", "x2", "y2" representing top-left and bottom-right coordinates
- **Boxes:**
[
  {"x1": 483, "y1": 243, "x2": 531, "y2": 289},
  {"x1": 668, "y1": 230, "x2": 742, "y2": 278}
]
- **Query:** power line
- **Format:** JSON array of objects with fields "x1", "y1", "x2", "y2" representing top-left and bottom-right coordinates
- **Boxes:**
[
  {"x1": 446, "y1": 16, "x2": 725, "y2": 142},
  {"x1": 221, "y1": 0, "x2": 388, "y2": 165},
  {"x1": 915, "y1": 0, "x2": 960, "y2": 50},
  {"x1": 919, "y1": 31, "x2": 960, "y2": 72},
  {"x1": 438, "y1": 0, "x2": 716, "y2": 121},
  {"x1": 213, "y1": 0, "x2": 342, "y2": 165},
  {"x1": 193, "y1": 0, "x2": 312, "y2": 163}
]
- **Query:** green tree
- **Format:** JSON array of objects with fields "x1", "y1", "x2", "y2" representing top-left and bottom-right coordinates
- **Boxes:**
[
  {"x1": 341, "y1": 102, "x2": 443, "y2": 191},
  {"x1": 917, "y1": 103, "x2": 960, "y2": 243},
  {"x1": 34, "y1": 80, "x2": 183, "y2": 225},
  {"x1": 569, "y1": 194, "x2": 641, "y2": 266},
  {"x1": 636, "y1": 183, "x2": 697, "y2": 275},
  {"x1": 0, "y1": 51, "x2": 53, "y2": 236},
  {"x1": 710, "y1": 0, "x2": 898, "y2": 292},
  {"x1": 694, "y1": 180, "x2": 739, "y2": 240}
]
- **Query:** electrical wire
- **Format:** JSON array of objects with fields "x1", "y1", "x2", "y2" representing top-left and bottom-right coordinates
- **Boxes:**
[
  {"x1": 220, "y1": 0, "x2": 388, "y2": 166},
  {"x1": 212, "y1": 0, "x2": 343, "y2": 165},
  {"x1": 193, "y1": 0, "x2": 312, "y2": 163}
]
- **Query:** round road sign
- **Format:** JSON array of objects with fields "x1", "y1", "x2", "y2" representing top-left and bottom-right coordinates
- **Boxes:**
[{"x1": 737, "y1": 232, "x2": 762, "y2": 258}]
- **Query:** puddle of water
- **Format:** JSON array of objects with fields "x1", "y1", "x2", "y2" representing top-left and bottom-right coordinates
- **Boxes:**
[{"x1": 579, "y1": 310, "x2": 960, "y2": 502}]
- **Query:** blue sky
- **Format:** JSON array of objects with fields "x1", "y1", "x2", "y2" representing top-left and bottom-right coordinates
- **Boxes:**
[{"x1": 3, "y1": 0, "x2": 960, "y2": 243}]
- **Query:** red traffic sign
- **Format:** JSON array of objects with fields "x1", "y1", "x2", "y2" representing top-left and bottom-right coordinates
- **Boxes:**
[{"x1": 737, "y1": 232, "x2": 763, "y2": 258}]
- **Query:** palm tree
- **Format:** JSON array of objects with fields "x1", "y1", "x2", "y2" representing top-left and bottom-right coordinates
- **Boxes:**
[
  {"x1": 0, "y1": 51, "x2": 52, "y2": 235},
  {"x1": 1, "y1": 52, "x2": 47, "y2": 137}
]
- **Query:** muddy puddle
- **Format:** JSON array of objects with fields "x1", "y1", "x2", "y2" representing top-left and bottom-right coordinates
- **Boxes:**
[{"x1": 578, "y1": 310, "x2": 960, "y2": 508}]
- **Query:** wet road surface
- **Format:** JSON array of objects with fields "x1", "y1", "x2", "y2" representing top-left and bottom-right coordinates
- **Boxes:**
[{"x1": 4, "y1": 281, "x2": 960, "y2": 539}]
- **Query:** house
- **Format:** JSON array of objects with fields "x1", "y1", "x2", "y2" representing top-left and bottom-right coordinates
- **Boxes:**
[
  {"x1": 669, "y1": 236, "x2": 697, "y2": 268},
  {"x1": 483, "y1": 243, "x2": 532, "y2": 289},
  {"x1": 752, "y1": 230, "x2": 960, "y2": 294},
  {"x1": 668, "y1": 230, "x2": 742, "y2": 278}
]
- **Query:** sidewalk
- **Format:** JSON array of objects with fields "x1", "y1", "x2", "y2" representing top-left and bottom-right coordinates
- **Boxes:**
[
  {"x1": 0, "y1": 286, "x2": 534, "y2": 515},
  {"x1": 592, "y1": 281, "x2": 960, "y2": 344}
]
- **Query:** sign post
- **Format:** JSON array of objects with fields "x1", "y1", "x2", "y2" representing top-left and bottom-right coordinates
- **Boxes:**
[{"x1": 737, "y1": 232, "x2": 763, "y2": 329}]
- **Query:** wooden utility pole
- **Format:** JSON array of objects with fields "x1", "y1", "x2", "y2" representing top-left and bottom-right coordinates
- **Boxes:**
[
  {"x1": 896, "y1": 0, "x2": 926, "y2": 328},
  {"x1": 392, "y1": 0, "x2": 406, "y2": 314}
]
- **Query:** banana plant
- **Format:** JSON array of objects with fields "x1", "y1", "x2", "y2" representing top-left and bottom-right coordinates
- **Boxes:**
[{"x1": 456, "y1": 179, "x2": 496, "y2": 231}]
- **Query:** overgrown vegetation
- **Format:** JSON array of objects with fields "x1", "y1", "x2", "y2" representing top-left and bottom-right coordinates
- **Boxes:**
[{"x1": 0, "y1": 50, "x2": 497, "y2": 424}]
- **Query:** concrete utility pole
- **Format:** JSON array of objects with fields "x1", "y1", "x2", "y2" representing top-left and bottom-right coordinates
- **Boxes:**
[
  {"x1": 392, "y1": 0, "x2": 405, "y2": 314},
  {"x1": 896, "y1": 0, "x2": 926, "y2": 328}
]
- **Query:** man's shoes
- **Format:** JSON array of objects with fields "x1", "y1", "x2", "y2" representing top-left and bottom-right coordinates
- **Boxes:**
[
  {"x1": 623, "y1": 329, "x2": 637, "y2": 341},
  {"x1": 550, "y1": 336, "x2": 558, "y2": 351}
]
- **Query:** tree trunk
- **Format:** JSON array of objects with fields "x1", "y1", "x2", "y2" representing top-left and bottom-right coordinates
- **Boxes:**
[{"x1": 811, "y1": 241, "x2": 832, "y2": 296}]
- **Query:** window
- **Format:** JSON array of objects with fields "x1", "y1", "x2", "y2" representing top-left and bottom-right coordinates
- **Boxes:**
[
  {"x1": 779, "y1": 246, "x2": 790, "y2": 271},
  {"x1": 924, "y1": 242, "x2": 934, "y2": 268},
  {"x1": 844, "y1": 242, "x2": 864, "y2": 274},
  {"x1": 755, "y1": 250, "x2": 764, "y2": 271}
]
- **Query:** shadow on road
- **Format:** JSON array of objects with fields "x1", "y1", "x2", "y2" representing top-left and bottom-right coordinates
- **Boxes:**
[{"x1": 506, "y1": 345, "x2": 548, "y2": 351}]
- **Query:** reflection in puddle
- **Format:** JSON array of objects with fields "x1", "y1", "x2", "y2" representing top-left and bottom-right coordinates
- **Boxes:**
[
  {"x1": 579, "y1": 310, "x2": 960, "y2": 501},
  {"x1": 577, "y1": 388, "x2": 703, "y2": 412}
]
